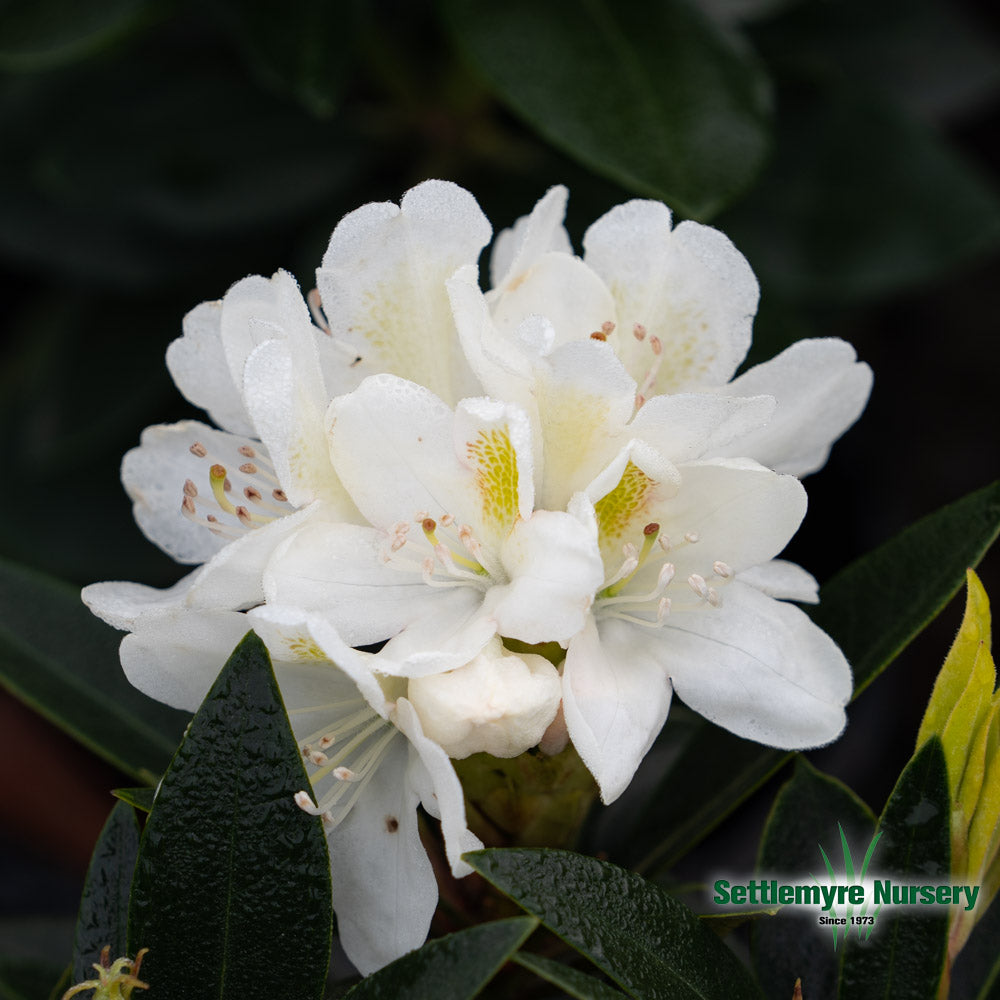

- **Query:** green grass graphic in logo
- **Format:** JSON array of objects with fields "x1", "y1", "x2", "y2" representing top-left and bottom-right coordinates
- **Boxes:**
[{"x1": 816, "y1": 823, "x2": 883, "y2": 950}]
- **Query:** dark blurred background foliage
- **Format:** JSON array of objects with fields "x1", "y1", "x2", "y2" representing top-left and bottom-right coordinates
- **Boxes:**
[{"x1": 1, "y1": 0, "x2": 998, "y2": 977}]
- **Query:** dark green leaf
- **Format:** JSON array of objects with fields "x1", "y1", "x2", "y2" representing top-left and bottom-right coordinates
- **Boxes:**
[
  {"x1": 468, "y1": 848, "x2": 763, "y2": 1000},
  {"x1": 0, "y1": 46, "x2": 365, "y2": 287},
  {"x1": 630, "y1": 727, "x2": 785, "y2": 873},
  {"x1": 0, "y1": 557, "x2": 190, "y2": 781},
  {"x1": 513, "y1": 952, "x2": 628, "y2": 999},
  {"x1": 212, "y1": 0, "x2": 357, "y2": 118},
  {"x1": 0, "y1": 0, "x2": 157, "y2": 72},
  {"x1": 838, "y1": 738, "x2": 951, "y2": 999},
  {"x1": 0, "y1": 959, "x2": 67, "y2": 1000},
  {"x1": 344, "y1": 917, "x2": 537, "y2": 1000},
  {"x1": 751, "y1": 0, "x2": 1000, "y2": 119},
  {"x1": 111, "y1": 787, "x2": 156, "y2": 814},
  {"x1": 628, "y1": 480, "x2": 1000, "y2": 873},
  {"x1": 440, "y1": 0, "x2": 771, "y2": 219},
  {"x1": 751, "y1": 759, "x2": 876, "y2": 1000},
  {"x1": 722, "y1": 86, "x2": 1000, "y2": 302},
  {"x1": 812, "y1": 479, "x2": 1000, "y2": 698},
  {"x1": 127, "y1": 631, "x2": 333, "y2": 1000},
  {"x1": 72, "y1": 802, "x2": 140, "y2": 983}
]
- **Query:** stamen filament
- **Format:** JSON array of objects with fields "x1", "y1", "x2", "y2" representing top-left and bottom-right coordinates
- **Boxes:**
[{"x1": 308, "y1": 717, "x2": 387, "y2": 784}]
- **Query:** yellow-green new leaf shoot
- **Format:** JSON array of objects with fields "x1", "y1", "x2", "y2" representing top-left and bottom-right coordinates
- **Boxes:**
[
  {"x1": 917, "y1": 569, "x2": 994, "y2": 768},
  {"x1": 941, "y1": 640, "x2": 996, "y2": 805},
  {"x1": 966, "y1": 692, "x2": 1000, "y2": 888},
  {"x1": 957, "y1": 686, "x2": 1000, "y2": 853}
]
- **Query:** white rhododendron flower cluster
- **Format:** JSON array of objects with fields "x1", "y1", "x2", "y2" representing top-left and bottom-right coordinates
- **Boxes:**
[{"x1": 84, "y1": 181, "x2": 872, "y2": 974}]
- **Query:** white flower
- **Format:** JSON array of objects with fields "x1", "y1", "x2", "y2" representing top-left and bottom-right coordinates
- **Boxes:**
[
  {"x1": 83, "y1": 179, "x2": 866, "y2": 958},
  {"x1": 106, "y1": 604, "x2": 481, "y2": 976},
  {"x1": 262, "y1": 373, "x2": 604, "y2": 674},
  {"x1": 559, "y1": 435, "x2": 852, "y2": 804},
  {"x1": 83, "y1": 267, "x2": 357, "y2": 633},
  {"x1": 453, "y1": 185, "x2": 873, "y2": 481},
  {"x1": 85, "y1": 180, "x2": 494, "y2": 631}
]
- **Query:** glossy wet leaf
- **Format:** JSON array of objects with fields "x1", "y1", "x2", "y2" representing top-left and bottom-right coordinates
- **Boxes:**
[
  {"x1": 343, "y1": 917, "x2": 536, "y2": 999},
  {"x1": 440, "y1": 0, "x2": 771, "y2": 219},
  {"x1": 127, "y1": 631, "x2": 333, "y2": 999},
  {"x1": 838, "y1": 738, "x2": 951, "y2": 999},
  {"x1": 627, "y1": 480, "x2": 1000, "y2": 874},
  {"x1": 0, "y1": 557, "x2": 189, "y2": 782},
  {"x1": 0, "y1": 0, "x2": 155, "y2": 72},
  {"x1": 751, "y1": 758, "x2": 876, "y2": 1000},
  {"x1": 72, "y1": 802, "x2": 140, "y2": 983},
  {"x1": 513, "y1": 952, "x2": 628, "y2": 999},
  {"x1": 468, "y1": 848, "x2": 763, "y2": 1000}
]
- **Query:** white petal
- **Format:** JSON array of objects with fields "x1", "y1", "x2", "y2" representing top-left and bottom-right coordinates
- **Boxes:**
[
  {"x1": 325, "y1": 734, "x2": 436, "y2": 974},
  {"x1": 166, "y1": 301, "x2": 254, "y2": 436},
  {"x1": 453, "y1": 395, "x2": 535, "y2": 543},
  {"x1": 185, "y1": 502, "x2": 324, "y2": 610},
  {"x1": 243, "y1": 338, "x2": 355, "y2": 511},
  {"x1": 377, "y1": 590, "x2": 498, "y2": 678},
  {"x1": 714, "y1": 338, "x2": 874, "y2": 477},
  {"x1": 489, "y1": 185, "x2": 572, "y2": 290},
  {"x1": 394, "y1": 698, "x2": 484, "y2": 877},
  {"x1": 327, "y1": 375, "x2": 461, "y2": 530},
  {"x1": 120, "y1": 608, "x2": 250, "y2": 711},
  {"x1": 581, "y1": 440, "x2": 682, "y2": 569},
  {"x1": 583, "y1": 201, "x2": 757, "y2": 393},
  {"x1": 262, "y1": 519, "x2": 494, "y2": 674},
  {"x1": 534, "y1": 341, "x2": 637, "y2": 509},
  {"x1": 262, "y1": 520, "x2": 443, "y2": 647},
  {"x1": 562, "y1": 616, "x2": 673, "y2": 804},
  {"x1": 82, "y1": 573, "x2": 199, "y2": 631},
  {"x1": 218, "y1": 270, "x2": 311, "y2": 397},
  {"x1": 628, "y1": 393, "x2": 776, "y2": 465},
  {"x1": 254, "y1": 607, "x2": 390, "y2": 716},
  {"x1": 738, "y1": 560, "x2": 819, "y2": 604},
  {"x1": 493, "y1": 510, "x2": 605, "y2": 644},
  {"x1": 648, "y1": 459, "x2": 807, "y2": 578},
  {"x1": 662, "y1": 581, "x2": 852, "y2": 747},
  {"x1": 488, "y1": 251, "x2": 616, "y2": 354},
  {"x1": 316, "y1": 180, "x2": 489, "y2": 404},
  {"x1": 448, "y1": 265, "x2": 535, "y2": 407},
  {"x1": 121, "y1": 421, "x2": 267, "y2": 565},
  {"x1": 330, "y1": 375, "x2": 534, "y2": 549},
  {"x1": 84, "y1": 506, "x2": 321, "y2": 628}
]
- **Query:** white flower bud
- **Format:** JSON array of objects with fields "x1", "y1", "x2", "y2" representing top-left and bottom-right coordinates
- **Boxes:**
[{"x1": 407, "y1": 638, "x2": 561, "y2": 759}]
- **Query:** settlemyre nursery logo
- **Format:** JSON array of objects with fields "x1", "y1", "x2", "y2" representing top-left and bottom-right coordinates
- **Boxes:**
[{"x1": 710, "y1": 824, "x2": 981, "y2": 950}]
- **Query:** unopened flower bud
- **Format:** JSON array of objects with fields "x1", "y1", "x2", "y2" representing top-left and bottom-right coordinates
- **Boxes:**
[{"x1": 407, "y1": 638, "x2": 561, "y2": 759}]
